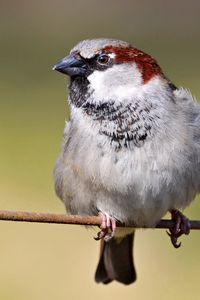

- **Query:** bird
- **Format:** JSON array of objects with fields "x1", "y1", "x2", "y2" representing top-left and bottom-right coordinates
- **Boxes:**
[{"x1": 53, "y1": 38, "x2": 200, "y2": 285}]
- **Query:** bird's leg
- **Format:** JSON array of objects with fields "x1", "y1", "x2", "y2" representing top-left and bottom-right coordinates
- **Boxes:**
[
  {"x1": 94, "y1": 212, "x2": 117, "y2": 242},
  {"x1": 167, "y1": 209, "x2": 191, "y2": 248}
]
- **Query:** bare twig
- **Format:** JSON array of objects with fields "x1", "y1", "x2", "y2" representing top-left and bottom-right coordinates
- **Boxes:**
[{"x1": 0, "y1": 210, "x2": 199, "y2": 229}]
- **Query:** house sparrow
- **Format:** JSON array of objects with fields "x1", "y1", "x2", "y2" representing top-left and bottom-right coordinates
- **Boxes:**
[{"x1": 53, "y1": 38, "x2": 200, "y2": 285}]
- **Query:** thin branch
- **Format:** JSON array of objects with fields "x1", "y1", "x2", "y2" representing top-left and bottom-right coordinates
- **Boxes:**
[{"x1": 0, "y1": 210, "x2": 199, "y2": 229}]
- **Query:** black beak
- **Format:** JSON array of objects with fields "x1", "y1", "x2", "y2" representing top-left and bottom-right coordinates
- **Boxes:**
[{"x1": 53, "y1": 53, "x2": 87, "y2": 76}]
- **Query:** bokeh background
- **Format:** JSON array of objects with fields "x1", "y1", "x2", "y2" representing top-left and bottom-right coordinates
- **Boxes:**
[{"x1": 1, "y1": 0, "x2": 200, "y2": 299}]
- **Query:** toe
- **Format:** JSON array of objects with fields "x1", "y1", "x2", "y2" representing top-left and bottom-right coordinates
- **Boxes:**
[
  {"x1": 96, "y1": 212, "x2": 117, "y2": 241},
  {"x1": 168, "y1": 209, "x2": 191, "y2": 248}
]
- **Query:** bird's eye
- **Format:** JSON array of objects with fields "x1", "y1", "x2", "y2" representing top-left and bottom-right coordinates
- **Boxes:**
[{"x1": 97, "y1": 54, "x2": 110, "y2": 65}]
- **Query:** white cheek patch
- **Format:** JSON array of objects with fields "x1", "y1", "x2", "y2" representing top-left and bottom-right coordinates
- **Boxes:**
[{"x1": 87, "y1": 64, "x2": 143, "y2": 103}]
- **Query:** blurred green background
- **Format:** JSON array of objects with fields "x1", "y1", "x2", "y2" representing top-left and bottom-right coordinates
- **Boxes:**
[{"x1": 0, "y1": 0, "x2": 200, "y2": 299}]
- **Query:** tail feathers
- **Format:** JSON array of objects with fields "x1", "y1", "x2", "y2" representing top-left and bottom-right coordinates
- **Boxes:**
[{"x1": 95, "y1": 233, "x2": 136, "y2": 285}]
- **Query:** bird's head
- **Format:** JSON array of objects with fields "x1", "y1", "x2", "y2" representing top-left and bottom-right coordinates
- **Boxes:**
[{"x1": 53, "y1": 38, "x2": 171, "y2": 104}]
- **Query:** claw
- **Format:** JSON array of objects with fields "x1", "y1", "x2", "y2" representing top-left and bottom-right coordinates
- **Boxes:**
[
  {"x1": 166, "y1": 230, "x2": 181, "y2": 248},
  {"x1": 167, "y1": 209, "x2": 191, "y2": 248},
  {"x1": 94, "y1": 212, "x2": 117, "y2": 242}
]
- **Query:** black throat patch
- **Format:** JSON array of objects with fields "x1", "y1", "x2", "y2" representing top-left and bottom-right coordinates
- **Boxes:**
[
  {"x1": 69, "y1": 76, "x2": 90, "y2": 107},
  {"x1": 83, "y1": 100, "x2": 156, "y2": 149},
  {"x1": 69, "y1": 76, "x2": 158, "y2": 150}
]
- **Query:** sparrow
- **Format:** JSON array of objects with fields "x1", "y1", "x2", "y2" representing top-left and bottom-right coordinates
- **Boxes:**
[{"x1": 53, "y1": 38, "x2": 200, "y2": 285}]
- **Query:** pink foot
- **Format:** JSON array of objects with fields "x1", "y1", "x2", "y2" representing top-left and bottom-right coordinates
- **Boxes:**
[
  {"x1": 167, "y1": 209, "x2": 191, "y2": 248},
  {"x1": 94, "y1": 212, "x2": 117, "y2": 242}
]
